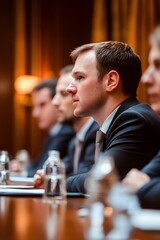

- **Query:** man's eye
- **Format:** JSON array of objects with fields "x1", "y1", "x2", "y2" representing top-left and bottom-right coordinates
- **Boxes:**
[
  {"x1": 61, "y1": 91, "x2": 69, "y2": 97},
  {"x1": 77, "y1": 76, "x2": 84, "y2": 82},
  {"x1": 154, "y1": 60, "x2": 160, "y2": 69}
]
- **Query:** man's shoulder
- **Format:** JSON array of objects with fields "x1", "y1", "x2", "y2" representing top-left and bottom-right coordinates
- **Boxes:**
[
  {"x1": 117, "y1": 98, "x2": 159, "y2": 121},
  {"x1": 59, "y1": 124, "x2": 75, "y2": 136}
]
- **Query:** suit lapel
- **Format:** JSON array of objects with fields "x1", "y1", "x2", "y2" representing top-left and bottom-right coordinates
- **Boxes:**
[{"x1": 102, "y1": 97, "x2": 139, "y2": 151}]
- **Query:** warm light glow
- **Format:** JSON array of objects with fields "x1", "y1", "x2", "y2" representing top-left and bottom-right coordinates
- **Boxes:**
[{"x1": 14, "y1": 75, "x2": 40, "y2": 94}]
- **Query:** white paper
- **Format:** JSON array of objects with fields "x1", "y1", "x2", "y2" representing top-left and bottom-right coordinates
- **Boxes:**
[
  {"x1": 0, "y1": 185, "x2": 34, "y2": 189},
  {"x1": 10, "y1": 176, "x2": 34, "y2": 183},
  {"x1": 0, "y1": 188, "x2": 44, "y2": 196},
  {"x1": 131, "y1": 209, "x2": 160, "y2": 230}
]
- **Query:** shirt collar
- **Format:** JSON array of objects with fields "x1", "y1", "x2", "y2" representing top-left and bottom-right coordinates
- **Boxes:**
[{"x1": 100, "y1": 105, "x2": 120, "y2": 134}]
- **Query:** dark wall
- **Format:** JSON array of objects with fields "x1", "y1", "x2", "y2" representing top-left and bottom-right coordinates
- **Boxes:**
[
  {"x1": 40, "y1": 0, "x2": 94, "y2": 76},
  {"x1": 0, "y1": 0, "x2": 94, "y2": 157},
  {"x1": 0, "y1": 1, "x2": 15, "y2": 153}
]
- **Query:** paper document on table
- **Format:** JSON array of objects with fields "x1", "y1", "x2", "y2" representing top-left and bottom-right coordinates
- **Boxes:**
[
  {"x1": 0, "y1": 188, "x2": 44, "y2": 196},
  {"x1": 0, "y1": 185, "x2": 34, "y2": 189},
  {"x1": 131, "y1": 209, "x2": 160, "y2": 230},
  {"x1": 0, "y1": 187, "x2": 89, "y2": 197},
  {"x1": 10, "y1": 176, "x2": 34, "y2": 183}
]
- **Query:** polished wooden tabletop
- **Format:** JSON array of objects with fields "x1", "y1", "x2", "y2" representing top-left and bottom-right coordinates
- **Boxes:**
[{"x1": 0, "y1": 193, "x2": 160, "y2": 240}]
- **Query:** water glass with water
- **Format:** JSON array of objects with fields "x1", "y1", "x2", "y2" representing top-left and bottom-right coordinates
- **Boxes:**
[
  {"x1": 0, "y1": 151, "x2": 10, "y2": 185},
  {"x1": 43, "y1": 150, "x2": 67, "y2": 204}
]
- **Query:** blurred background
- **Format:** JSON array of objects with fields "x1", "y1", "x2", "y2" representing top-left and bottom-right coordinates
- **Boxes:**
[{"x1": 0, "y1": 0, "x2": 160, "y2": 159}]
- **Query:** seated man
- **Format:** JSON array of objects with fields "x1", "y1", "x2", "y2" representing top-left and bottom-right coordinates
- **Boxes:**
[
  {"x1": 50, "y1": 65, "x2": 99, "y2": 176},
  {"x1": 123, "y1": 26, "x2": 160, "y2": 209},
  {"x1": 34, "y1": 65, "x2": 98, "y2": 184},
  {"x1": 34, "y1": 41, "x2": 160, "y2": 193},
  {"x1": 22, "y1": 79, "x2": 75, "y2": 177}
]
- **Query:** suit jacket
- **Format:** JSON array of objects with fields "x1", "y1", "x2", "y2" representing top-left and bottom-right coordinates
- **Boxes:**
[
  {"x1": 135, "y1": 152, "x2": 160, "y2": 209},
  {"x1": 142, "y1": 151, "x2": 160, "y2": 177},
  {"x1": 64, "y1": 121, "x2": 99, "y2": 176},
  {"x1": 138, "y1": 178, "x2": 160, "y2": 209},
  {"x1": 27, "y1": 124, "x2": 75, "y2": 177},
  {"x1": 66, "y1": 97, "x2": 160, "y2": 193}
]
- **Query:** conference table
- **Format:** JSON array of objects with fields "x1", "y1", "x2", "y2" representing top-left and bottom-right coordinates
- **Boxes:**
[{"x1": 0, "y1": 180, "x2": 160, "y2": 240}]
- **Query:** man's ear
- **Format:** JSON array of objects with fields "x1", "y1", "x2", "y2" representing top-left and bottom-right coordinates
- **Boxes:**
[{"x1": 103, "y1": 70, "x2": 120, "y2": 92}]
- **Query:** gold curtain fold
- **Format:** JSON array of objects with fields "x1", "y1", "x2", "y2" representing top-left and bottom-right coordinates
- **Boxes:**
[
  {"x1": 91, "y1": 0, "x2": 158, "y2": 102},
  {"x1": 91, "y1": 0, "x2": 107, "y2": 42}
]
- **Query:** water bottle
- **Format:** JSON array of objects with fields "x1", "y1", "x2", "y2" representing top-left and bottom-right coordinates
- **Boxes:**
[
  {"x1": 43, "y1": 150, "x2": 66, "y2": 204},
  {"x1": 0, "y1": 150, "x2": 10, "y2": 185},
  {"x1": 84, "y1": 153, "x2": 118, "y2": 239},
  {"x1": 85, "y1": 153, "x2": 118, "y2": 206},
  {"x1": 15, "y1": 149, "x2": 30, "y2": 176}
]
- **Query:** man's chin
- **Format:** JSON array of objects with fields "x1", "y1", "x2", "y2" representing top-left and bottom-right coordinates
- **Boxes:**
[
  {"x1": 74, "y1": 109, "x2": 87, "y2": 118},
  {"x1": 151, "y1": 103, "x2": 160, "y2": 115}
]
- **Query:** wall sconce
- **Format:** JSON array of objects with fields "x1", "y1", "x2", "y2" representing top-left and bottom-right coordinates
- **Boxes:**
[{"x1": 14, "y1": 75, "x2": 40, "y2": 106}]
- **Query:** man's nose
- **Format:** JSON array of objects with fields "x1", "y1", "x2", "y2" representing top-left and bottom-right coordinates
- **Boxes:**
[
  {"x1": 66, "y1": 81, "x2": 77, "y2": 94},
  {"x1": 52, "y1": 95, "x2": 59, "y2": 107},
  {"x1": 32, "y1": 108, "x2": 39, "y2": 118},
  {"x1": 141, "y1": 67, "x2": 154, "y2": 84}
]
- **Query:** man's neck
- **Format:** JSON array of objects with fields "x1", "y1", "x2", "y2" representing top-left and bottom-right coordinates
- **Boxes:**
[
  {"x1": 73, "y1": 117, "x2": 90, "y2": 133},
  {"x1": 93, "y1": 94, "x2": 130, "y2": 126}
]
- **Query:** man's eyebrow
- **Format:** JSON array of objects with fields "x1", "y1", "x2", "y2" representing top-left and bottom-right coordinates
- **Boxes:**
[
  {"x1": 72, "y1": 71, "x2": 84, "y2": 76},
  {"x1": 154, "y1": 58, "x2": 160, "y2": 62},
  {"x1": 153, "y1": 58, "x2": 160, "y2": 65}
]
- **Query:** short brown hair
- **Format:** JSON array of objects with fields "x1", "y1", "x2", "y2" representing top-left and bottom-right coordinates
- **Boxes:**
[{"x1": 71, "y1": 41, "x2": 142, "y2": 97}]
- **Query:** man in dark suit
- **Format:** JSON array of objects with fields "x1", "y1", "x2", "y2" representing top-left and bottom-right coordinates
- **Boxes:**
[
  {"x1": 64, "y1": 41, "x2": 160, "y2": 193},
  {"x1": 33, "y1": 65, "x2": 98, "y2": 184},
  {"x1": 34, "y1": 41, "x2": 160, "y2": 193},
  {"x1": 27, "y1": 79, "x2": 75, "y2": 177},
  {"x1": 52, "y1": 65, "x2": 99, "y2": 176},
  {"x1": 123, "y1": 26, "x2": 160, "y2": 209}
]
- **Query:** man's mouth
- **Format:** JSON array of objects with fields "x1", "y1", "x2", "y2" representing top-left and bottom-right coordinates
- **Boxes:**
[
  {"x1": 148, "y1": 94, "x2": 159, "y2": 103},
  {"x1": 72, "y1": 100, "x2": 79, "y2": 107}
]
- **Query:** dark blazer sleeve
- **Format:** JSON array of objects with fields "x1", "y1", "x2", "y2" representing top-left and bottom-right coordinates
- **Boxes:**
[
  {"x1": 67, "y1": 172, "x2": 88, "y2": 193},
  {"x1": 138, "y1": 178, "x2": 160, "y2": 209},
  {"x1": 142, "y1": 152, "x2": 160, "y2": 178}
]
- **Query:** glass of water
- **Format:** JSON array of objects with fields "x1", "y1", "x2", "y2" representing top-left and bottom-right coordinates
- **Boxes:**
[
  {"x1": 0, "y1": 151, "x2": 10, "y2": 185},
  {"x1": 43, "y1": 150, "x2": 67, "y2": 204}
]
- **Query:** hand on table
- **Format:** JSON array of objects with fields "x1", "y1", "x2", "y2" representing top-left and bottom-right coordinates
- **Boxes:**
[
  {"x1": 33, "y1": 169, "x2": 44, "y2": 188},
  {"x1": 122, "y1": 168, "x2": 151, "y2": 191}
]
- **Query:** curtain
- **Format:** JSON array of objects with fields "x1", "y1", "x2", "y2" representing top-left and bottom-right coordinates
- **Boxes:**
[{"x1": 91, "y1": 0, "x2": 160, "y2": 102}]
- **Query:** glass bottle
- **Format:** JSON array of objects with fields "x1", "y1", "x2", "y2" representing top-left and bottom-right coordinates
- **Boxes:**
[
  {"x1": 15, "y1": 149, "x2": 30, "y2": 176},
  {"x1": 84, "y1": 153, "x2": 118, "y2": 239},
  {"x1": 85, "y1": 153, "x2": 118, "y2": 206},
  {"x1": 0, "y1": 150, "x2": 10, "y2": 185},
  {"x1": 43, "y1": 150, "x2": 66, "y2": 204}
]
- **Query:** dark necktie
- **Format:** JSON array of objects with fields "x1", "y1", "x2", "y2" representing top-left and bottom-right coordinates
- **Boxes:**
[
  {"x1": 94, "y1": 130, "x2": 105, "y2": 162},
  {"x1": 73, "y1": 138, "x2": 82, "y2": 174}
]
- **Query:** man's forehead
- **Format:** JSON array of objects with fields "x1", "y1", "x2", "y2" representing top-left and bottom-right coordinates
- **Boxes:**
[
  {"x1": 73, "y1": 52, "x2": 96, "y2": 75},
  {"x1": 149, "y1": 45, "x2": 160, "y2": 59}
]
